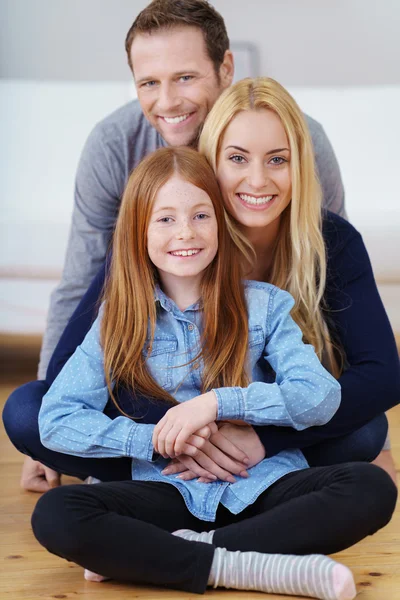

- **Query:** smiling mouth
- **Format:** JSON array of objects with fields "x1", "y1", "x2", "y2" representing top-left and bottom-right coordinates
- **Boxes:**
[
  {"x1": 160, "y1": 113, "x2": 194, "y2": 124},
  {"x1": 169, "y1": 248, "x2": 202, "y2": 257},
  {"x1": 238, "y1": 193, "x2": 275, "y2": 206}
]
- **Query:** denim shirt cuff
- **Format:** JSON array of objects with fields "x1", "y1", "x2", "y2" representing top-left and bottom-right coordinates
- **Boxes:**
[
  {"x1": 213, "y1": 387, "x2": 245, "y2": 420},
  {"x1": 127, "y1": 423, "x2": 156, "y2": 461}
]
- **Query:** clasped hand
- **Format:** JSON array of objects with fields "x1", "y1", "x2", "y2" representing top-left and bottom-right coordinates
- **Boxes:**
[
  {"x1": 152, "y1": 390, "x2": 218, "y2": 458},
  {"x1": 152, "y1": 392, "x2": 266, "y2": 484}
]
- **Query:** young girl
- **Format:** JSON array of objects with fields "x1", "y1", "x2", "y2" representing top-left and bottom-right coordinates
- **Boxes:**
[{"x1": 32, "y1": 147, "x2": 394, "y2": 600}]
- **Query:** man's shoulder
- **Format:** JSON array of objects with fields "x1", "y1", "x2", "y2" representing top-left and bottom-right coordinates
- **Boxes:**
[
  {"x1": 303, "y1": 113, "x2": 322, "y2": 133},
  {"x1": 81, "y1": 99, "x2": 165, "y2": 176},
  {"x1": 90, "y1": 99, "x2": 163, "y2": 151}
]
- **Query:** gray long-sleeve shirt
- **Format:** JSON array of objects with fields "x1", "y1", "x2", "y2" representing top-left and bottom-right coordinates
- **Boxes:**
[{"x1": 38, "y1": 99, "x2": 345, "y2": 378}]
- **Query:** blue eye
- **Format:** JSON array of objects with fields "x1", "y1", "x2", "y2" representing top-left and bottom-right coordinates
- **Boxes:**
[
  {"x1": 180, "y1": 75, "x2": 193, "y2": 82},
  {"x1": 229, "y1": 154, "x2": 246, "y2": 164},
  {"x1": 195, "y1": 213, "x2": 209, "y2": 220},
  {"x1": 270, "y1": 156, "x2": 287, "y2": 165},
  {"x1": 158, "y1": 217, "x2": 172, "y2": 223},
  {"x1": 142, "y1": 80, "x2": 157, "y2": 88}
]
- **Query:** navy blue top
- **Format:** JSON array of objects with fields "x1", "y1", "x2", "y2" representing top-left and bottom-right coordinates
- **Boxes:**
[{"x1": 46, "y1": 211, "x2": 400, "y2": 457}]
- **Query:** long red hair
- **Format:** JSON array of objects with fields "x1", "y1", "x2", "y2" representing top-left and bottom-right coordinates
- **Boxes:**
[{"x1": 101, "y1": 147, "x2": 250, "y2": 412}]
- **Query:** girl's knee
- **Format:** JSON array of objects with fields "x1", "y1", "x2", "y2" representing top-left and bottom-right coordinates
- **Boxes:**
[
  {"x1": 31, "y1": 485, "x2": 84, "y2": 556},
  {"x1": 364, "y1": 463, "x2": 398, "y2": 524},
  {"x1": 343, "y1": 462, "x2": 397, "y2": 527}
]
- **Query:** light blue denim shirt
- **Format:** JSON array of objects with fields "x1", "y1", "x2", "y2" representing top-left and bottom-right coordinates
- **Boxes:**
[{"x1": 39, "y1": 281, "x2": 341, "y2": 521}]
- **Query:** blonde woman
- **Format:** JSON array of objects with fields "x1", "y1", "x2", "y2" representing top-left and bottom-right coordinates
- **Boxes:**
[
  {"x1": 31, "y1": 147, "x2": 394, "y2": 600},
  {"x1": 163, "y1": 77, "x2": 399, "y2": 483}
]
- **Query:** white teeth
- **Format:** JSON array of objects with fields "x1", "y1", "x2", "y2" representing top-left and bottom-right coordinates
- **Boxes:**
[
  {"x1": 170, "y1": 249, "x2": 200, "y2": 257},
  {"x1": 163, "y1": 114, "x2": 190, "y2": 124},
  {"x1": 239, "y1": 193, "x2": 274, "y2": 205}
]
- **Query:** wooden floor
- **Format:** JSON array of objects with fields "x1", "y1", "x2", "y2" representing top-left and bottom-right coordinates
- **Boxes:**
[{"x1": 1, "y1": 380, "x2": 400, "y2": 600}]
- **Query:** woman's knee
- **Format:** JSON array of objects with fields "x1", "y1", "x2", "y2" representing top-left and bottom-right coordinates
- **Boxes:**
[
  {"x1": 350, "y1": 413, "x2": 389, "y2": 462},
  {"x1": 306, "y1": 413, "x2": 389, "y2": 466},
  {"x1": 2, "y1": 381, "x2": 49, "y2": 451}
]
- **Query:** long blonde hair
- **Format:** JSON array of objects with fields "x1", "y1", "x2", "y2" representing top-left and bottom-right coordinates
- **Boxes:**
[
  {"x1": 199, "y1": 77, "x2": 341, "y2": 376},
  {"x1": 101, "y1": 147, "x2": 250, "y2": 413}
]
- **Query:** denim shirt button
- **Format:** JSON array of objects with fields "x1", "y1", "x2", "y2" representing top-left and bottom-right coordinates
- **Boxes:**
[{"x1": 188, "y1": 324, "x2": 194, "y2": 331}]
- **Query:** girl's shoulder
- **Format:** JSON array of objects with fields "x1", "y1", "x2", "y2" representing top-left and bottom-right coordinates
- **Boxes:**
[{"x1": 244, "y1": 281, "x2": 294, "y2": 319}]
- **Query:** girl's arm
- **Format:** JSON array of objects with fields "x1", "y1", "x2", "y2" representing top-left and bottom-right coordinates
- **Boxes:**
[
  {"x1": 213, "y1": 288, "x2": 341, "y2": 428},
  {"x1": 153, "y1": 288, "x2": 341, "y2": 457},
  {"x1": 39, "y1": 312, "x2": 155, "y2": 461},
  {"x1": 254, "y1": 218, "x2": 400, "y2": 456}
]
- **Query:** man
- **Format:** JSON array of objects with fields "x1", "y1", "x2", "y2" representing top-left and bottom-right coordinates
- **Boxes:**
[{"x1": 10, "y1": 0, "x2": 346, "y2": 491}]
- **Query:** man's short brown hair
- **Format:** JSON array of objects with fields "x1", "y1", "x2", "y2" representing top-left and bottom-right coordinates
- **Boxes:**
[{"x1": 125, "y1": 0, "x2": 230, "y2": 76}]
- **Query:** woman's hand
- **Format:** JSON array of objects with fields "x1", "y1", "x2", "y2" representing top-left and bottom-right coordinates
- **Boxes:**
[{"x1": 152, "y1": 391, "x2": 218, "y2": 457}]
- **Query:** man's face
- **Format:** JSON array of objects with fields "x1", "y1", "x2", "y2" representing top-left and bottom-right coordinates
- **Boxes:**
[{"x1": 131, "y1": 26, "x2": 233, "y2": 147}]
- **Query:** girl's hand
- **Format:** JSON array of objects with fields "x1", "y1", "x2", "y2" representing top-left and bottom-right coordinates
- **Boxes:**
[{"x1": 153, "y1": 391, "x2": 218, "y2": 458}]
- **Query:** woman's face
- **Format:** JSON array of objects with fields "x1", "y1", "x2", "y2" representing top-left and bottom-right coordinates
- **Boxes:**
[{"x1": 216, "y1": 109, "x2": 292, "y2": 231}]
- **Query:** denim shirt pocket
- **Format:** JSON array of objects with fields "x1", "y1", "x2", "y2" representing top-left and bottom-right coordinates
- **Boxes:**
[
  {"x1": 248, "y1": 325, "x2": 265, "y2": 359},
  {"x1": 143, "y1": 335, "x2": 178, "y2": 390}
]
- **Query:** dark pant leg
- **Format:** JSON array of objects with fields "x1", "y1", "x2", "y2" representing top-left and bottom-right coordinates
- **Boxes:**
[
  {"x1": 303, "y1": 413, "x2": 388, "y2": 466},
  {"x1": 3, "y1": 381, "x2": 131, "y2": 481},
  {"x1": 213, "y1": 462, "x2": 397, "y2": 555},
  {"x1": 31, "y1": 481, "x2": 214, "y2": 594}
]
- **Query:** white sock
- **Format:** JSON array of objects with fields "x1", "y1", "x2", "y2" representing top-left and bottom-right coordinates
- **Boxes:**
[
  {"x1": 84, "y1": 569, "x2": 109, "y2": 582},
  {"x1": 209, "y1": 548, "x2": 356, "y2": 600},
  {"x1": 84, "y1": 476, "x2": 102, "y2": 485},
  {"x1": 173, "y1": 528, "x2": 215, "y2": 544},
  {"x1": 172, "y1": 528, "x2": 356, "y2": 600}
]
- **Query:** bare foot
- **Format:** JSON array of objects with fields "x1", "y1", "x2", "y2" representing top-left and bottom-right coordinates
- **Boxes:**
[
  {"x1": 20, "y1": 456, "x2": 61, "y2": 492},
  {"x1": 372, "y1": 450, "x2": 398, "y2": 487}
]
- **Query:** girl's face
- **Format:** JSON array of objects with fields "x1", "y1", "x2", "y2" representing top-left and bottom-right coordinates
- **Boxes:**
[
  {"x1": 216, "y1": 109, "x2": 292, "y2": 231},
  {"x1": 147, "y1": 175, "x2": 218, "y2": 288}
]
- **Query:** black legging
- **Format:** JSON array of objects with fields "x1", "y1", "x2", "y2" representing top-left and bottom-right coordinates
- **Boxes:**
[{"x1": 32, "y1": 462, "x2": 397, "y2": 595}]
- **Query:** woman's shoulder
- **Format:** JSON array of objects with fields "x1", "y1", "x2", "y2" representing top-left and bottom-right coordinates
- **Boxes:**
[{"x1": 322, "y1": 210, "x2": 362, "y2": 255}]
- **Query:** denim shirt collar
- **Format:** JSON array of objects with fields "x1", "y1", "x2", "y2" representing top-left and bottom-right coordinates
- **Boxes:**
[{"x1": 154, "y1": 283, "x2": 201, "y2": 317}]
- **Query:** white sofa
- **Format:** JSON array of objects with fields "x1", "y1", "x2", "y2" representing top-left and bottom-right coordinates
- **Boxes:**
[{"x1": 1, "y1": 81, "x2": 399, "y2": 338}]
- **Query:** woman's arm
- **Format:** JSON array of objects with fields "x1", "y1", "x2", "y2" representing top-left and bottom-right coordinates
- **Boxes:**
[
  {"x1": 255, "y1": 216, "x2": 400, "y2": 456},
  {"x1": 39, "y1": 313, "x2": 155, "y2": 461}
]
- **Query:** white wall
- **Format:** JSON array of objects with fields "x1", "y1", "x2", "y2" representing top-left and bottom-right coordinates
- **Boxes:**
[{"x1": 1, "y1": 0, "x2": 400, "y2": 86}]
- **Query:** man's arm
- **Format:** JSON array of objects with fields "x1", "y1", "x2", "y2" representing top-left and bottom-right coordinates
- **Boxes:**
[
  {"x1": 306, "y1": 116, "x2": 347, "y2": 219},
  {"x1": 38, "y1": 125, "x2": 122, "y2": 378}
]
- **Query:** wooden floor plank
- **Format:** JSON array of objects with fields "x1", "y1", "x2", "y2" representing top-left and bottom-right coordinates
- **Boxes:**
[{"x1": 1, "y1": 383, "x2": 399, "y2": 599}]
